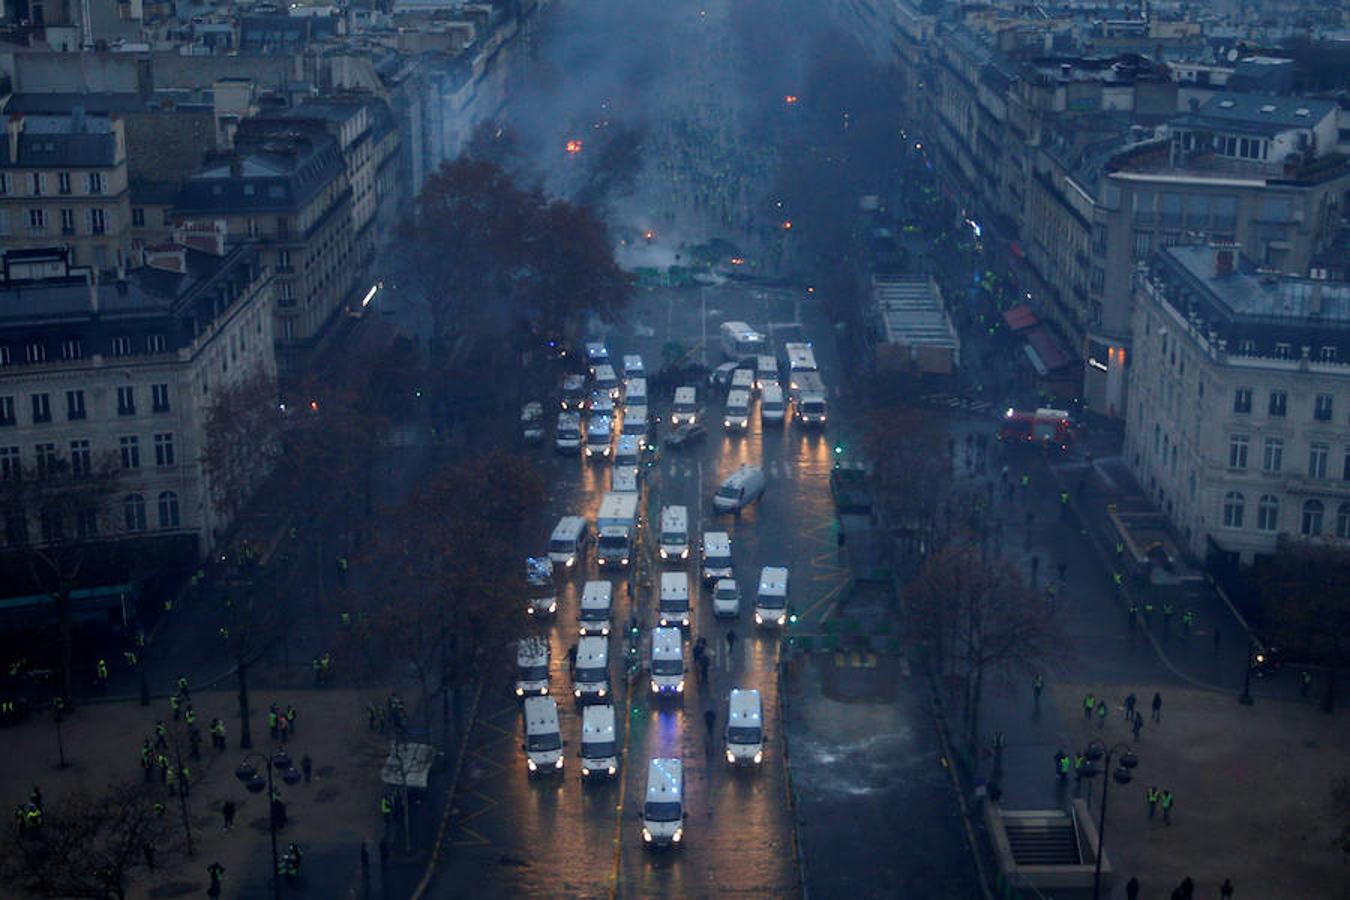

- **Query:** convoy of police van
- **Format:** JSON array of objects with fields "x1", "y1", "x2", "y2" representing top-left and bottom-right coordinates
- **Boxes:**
[{"x1": 516, "y1": 327, "x2": 828, "y2": 848}]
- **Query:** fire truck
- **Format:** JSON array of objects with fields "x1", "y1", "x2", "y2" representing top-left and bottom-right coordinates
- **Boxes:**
[{"x1": 997, "y1": 407, "x2": 1073, "y2": 450}]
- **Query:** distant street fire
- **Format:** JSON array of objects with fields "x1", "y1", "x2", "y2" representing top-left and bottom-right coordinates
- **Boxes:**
[
  {"x1": 784, "y1": 95, "x2": 799, "y2": 105},
  {"x1": 565, "y1": 139, "x2": 583, "y2": 154}
]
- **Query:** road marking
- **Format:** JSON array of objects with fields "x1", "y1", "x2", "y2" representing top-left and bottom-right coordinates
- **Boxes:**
[{"x1": 802, "y1": 579, "x2": 847, "y2": 621}]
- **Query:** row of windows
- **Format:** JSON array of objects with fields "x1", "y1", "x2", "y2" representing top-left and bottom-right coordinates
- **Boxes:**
[
  {"x1": 0, "y1": 335, "x2": 170, "y2": 365},
  {"x1": 0, "y1": 433, "x2": 176, "y2": 477},
  {"x1": 0, "y1": 385, "x2": 171, "y2": 426},
  {"x1": 0, "y1": 207, "x2": 111, "y2": 236},
  {"x1": 1232, "y1": 387, "x2": 1338, "y2": 419},
  {"x1": 2, "y1": 490, "x2": 180, "y2": 546},
  {"x1": 1226, "y1": 435, "x2": 1350, "y2": 480},
  {"x1": 1221, "y1": 493, "x2": 1350, "y2": 539},
  {"x1": 0, "y1": 171, "x2": 107, "y2": 197}
]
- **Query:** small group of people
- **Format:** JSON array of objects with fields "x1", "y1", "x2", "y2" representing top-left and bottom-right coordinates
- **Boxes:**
[{"x1": 268, "y1": 702, "x2": 300, "y2": 743}]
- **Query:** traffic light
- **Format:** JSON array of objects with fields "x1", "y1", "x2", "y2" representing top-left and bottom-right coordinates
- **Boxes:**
[
  {"x1": 788, "y1": 612, "x2": 799, "y2": 626},
  {"x1": 833, "y1": 443, "x2": 844, "y2": 456}
]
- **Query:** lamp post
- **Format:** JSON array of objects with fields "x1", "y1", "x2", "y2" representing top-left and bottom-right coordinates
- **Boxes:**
[
  {"x1": 1081, "y1": 740, "x2": 1138, "y2": 900},
  {"x1": 235, "y1": 751, "x2": 285, "y2": 900}
]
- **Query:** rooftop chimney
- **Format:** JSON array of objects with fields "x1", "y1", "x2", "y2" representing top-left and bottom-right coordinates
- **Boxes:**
[{"x1": 1212, "y1": 244, "x2": 1236, "y2": 278}]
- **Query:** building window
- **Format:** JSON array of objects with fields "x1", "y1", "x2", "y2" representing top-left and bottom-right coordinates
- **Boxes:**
[
  {"x1": 1238, "y1": 339, "x2": 1256, "y2": 355},
  {"x1": 0, "y1": 397, "x2": 14, "y2": 426},
  {"x1": 30, "y1": 173, "x2": 44, "y2": 195},
  {"x1": 66, "y1": 390, "x2": 86, "y2": 421},
  {"x1": 31, "y1": 393, "x2": 51, "y2": 424},
  {"x1": 40, "y1": 506, "x2": 64, "y2": 543},
  {"x1": 1233, "y1": 387, "x2": 1251, "y2": 413},
  {"x1": 27, "y1": 209, "x2": 45, "y2": 231},
  {"x1": 152, "y1": 384, "x2": 170, "y2": 413},
  {"x1": 87, "y1": 172, "x2": 104, "y2": 195},
  {"x1": 247, "y1": 218, "x2": 258, "y2": 238},
  {"x1": 76, "y1": 506, "x2": 98, "y2": 539},
  {"x1": 119, "y1": 436, "x2": 140, "y2": 469},
  {"x1": 1222, "y1": 491, "x2": 1245, "y2": 528},
  {"x1": 34, "y1": 442, "x2": 58, "y2": 478},
  {"x1": 60, "y1": 208, "x2": 75, "y2": 235},
  {"x1": 278, "y1": 281, "x2": 295, "y2": 306},
  {"x1": 1132, "y1": 231, "x2": 1152, "y2": 260},
  {"x1": 1344, "y1": 448, "x2": 1350, "y2": 481},
  {"x1": 0, "y1": 173, "x2": 8, "y2": 194},
  {"x1": 1257, "y1": 495, "x2": 1280, "y2": 532},
  {"x1": 1228, "y1": 434, "x2": 1249, "y2": 469},
  {"x1": 1274, "y1": 343, "x2": 1291, "y2": 359},
  {"x1": 0, "y1": 446, "x2": 19, "y2": 480},
  {"x1": 116, "y1": 386, "x2": 136, "y2": 416},
  {"x1": 154, "y1": 433, "x2": 175, "y2": 467},
  {"x1": 277, "y1": 249, "x2": 291, "y2": 271},
  {"x1": 124, "y1": 494, "x2": 147, "y2": 533},
  {"x1": 132, "y1": 207, "x2": 145, "y2": 227},
  {"x1": 1314, "y1": 393, "x2": 1333, "y2": 422},
  {"x1": 158, "y1": 491, "x2": 180, "y2": 529},
  {"x1": 1309, "y1": 443, "x2": 1329, "y2": 479},
  {"x1": 61, "y1": 339, "x2": 82, "y2": 360},
  {"x1": 1268, "y1": 391, "x2": 1287, "y2": 417},
  {"x1": 69, "y1": 440, "x2": 90, "y2": 477},
  {"x1": 112, "y1": 336, "x2": 132, "y2": 357},
  {"x1": 89, "y1": 208, "x2": 106, "y2": 235},
  {"x1": 26, "y1": 342, "x2": 47, "y2": 363},
  {"x1": 1321, "y1": 347, "x2": 1338, "y2": 363},
  {"x1": 147, "y1": 334, "x2": 167, "y2": 354},
  {"x1": 1262, "y1": 438, "x2": 1283, "y2": 472},
  {"x1": 1300, "y1": 499, "x2": 1324, "y2": 536},
  {"x1": 58, "y1": 172, "x2": 71, "y2": 194}
]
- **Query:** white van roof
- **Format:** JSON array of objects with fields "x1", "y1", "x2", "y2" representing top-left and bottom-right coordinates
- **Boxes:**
[
  {"x1": 660, "y1": 572, "x2": 689, "y2": 598},
  {"x1": 616, "y1": 434, "x2": 640, "y2": 454},
  {"x1": 726, "y1": 388, "x2": 751, "y2": 408},
  {"x1": 661, "y1": 505, "x2": 687, "y2": 528},
  {"x1": 523, "y1": 696, "x2": 559, "y2": 731},
  {"x1": 703, "y1": 531, "x2": 731, "y2": 549},
  {"x1": 577, "y1": 636, "x2": 608, "y2": 665},
  {"x1": 588, "y1": 416, "x2": 612, "y2": 434},
  {"x1": 626, "y1": 376, "x2": 647, "y2": 393},
  {"x1": 759, "y1": 566, "x2": 789, "y2": 594},
  {"x1": 594, "y1": 363, "x2": 617, "y2": 380},
  {"x1": 756, "y1": 354, "x2": 777, "y2": 369},
  {"x1": 611, "y1": 467, "x2": 639, "y2": 492},
  {"x1": 728, "y1": 688, "x2": 762, "y2": 725},
  {"x1": 551, "y1": 515, "x2": 585, "y2": 540},
  {"x1": 558, "y1": 411, "x2": 581, "y2": 428},
  {"x1": 651, "y1": 627, "x2": 682, "y2": 657},
  {"x1": 623, "y1": 405, "x2": 649, "y2": 424},
  {"x1": 674, "y1": 386, "x2": 696, "y2": 402},
  {"x1": 761, "y1": 383, "x2": 784, "y2": 401},
  {"x1": 582, "y1": 704, "x2": 616, "y2": 740},
  {"x1": 581, "y1": 581, "x2": 613, "y2": 606},
  {"x1": 645, "y1": 758, "x2": 683, "y2": 802},
  {"x1": 623, "y1": 354, "x2": 644, "y2": 372},
  {"x1": 731, "y1": 368, "x2": 754, "y2": 386}
]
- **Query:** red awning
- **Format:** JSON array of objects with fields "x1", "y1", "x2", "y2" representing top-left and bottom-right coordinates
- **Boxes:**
[
  {"x1": 1002, "y1": 304, "x2": 1039, "y2": 332},
  {"x1": 1024, "y1": 326, "x2": 1072, "y2": 374}
]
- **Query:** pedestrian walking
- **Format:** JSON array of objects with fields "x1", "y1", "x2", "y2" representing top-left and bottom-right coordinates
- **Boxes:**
[
  {"x1": 1030, "y1": 555, "x2": 1039, "y2": 583},
  {"x1": 278, "y1": 714, "x2": 290, "y2": 745},
  {"x1": 1213, "y1": 626, "x2": 1222, "y2": 653},
  {"x1": 360, "y1": 841, "x2": 370, "y2": 878},
  {"x1": 1053, "y1": 749, "x2": 1066, "y2": 779},
  {"x1": 207, "y1": 862, "x2": 225, "y2": 898},
  {"x1": 567, "y1": 643, "x2": 578, "y2": 675},
  {"x1": 1179, "y1": 875, "x2": 1194, "y2": 899},
  {"x1": 1132, "y1": 711, "x2": 1144, "y2": 740},
  {"x1": 1124, "y1": 692, "x2": 1137, "y2": 720},
  {"x1": 1057, "y1": 561, "x2": 1067, "y2": 581},
  {"x1": 95, "y1": 658, "x2": 109, "y2": 690},
  {"x1": 1082, "y1": 693, "x2": 1096, "y2": 721},
  {"x1": 1161, "y1": 788, "x2": 1174, "y2": 824},
  {"x1": 1301, "y1": 671, "x2": 1312, "y2": 697},
  {"x1": 1033, "y1": 673, "x2": 1044, "y2": 702},
  {"x1": 143, "y1": 840, "x2": 155, "y2": 870},
  {"x1": 268, "y1": 704, "x2": 279, "y2": 739},
  {"x1": 312, "y1": 656, "x2": 323, "y2": 686},
  {"x1": 1125, "y1": 876, "x2": 1139, "y2": 900},
  {"x1": 379, "y1": 838, "x2": 390, "y2": 870},
  {"x1": 380, "y1": 794, "x2": 393, "y2": 828},
  {"x1": 725, "y1": 629, "x2": 738, "y2": 655},
  {"x1": 697, "y1": 654, "x2": 710, "y2": 685},
  {"x1": 1151, "y1": 692, "x2": 1163, "y2": 723},
  {"x1": 1220, "y1": 877, "x2": 1234, "y2": 898},
  {"x1": 1095, "y1": 700, "x2": 1108, "y2": 729},
  {"x1": 222, "y1": 800, "x2": 236, "y2": 831},
  {"x1": 703, "y1": 708, "x2": 716, "y2": 745},
  {"x1": 302, "y1": 754, "x2": 313, "y2": 784},
  {"x1": 1146, "y1": 785, "x2": 1160, "y2": 819},
  {"x1": 141, "y1": 740, "x2": 153, "y2": 781},
  {"x1": 210, "y1": 717, "x2": 226, "y2": 751},
  {"x1": 286, "y1": 704, "x2": 298, "y2": 736}
]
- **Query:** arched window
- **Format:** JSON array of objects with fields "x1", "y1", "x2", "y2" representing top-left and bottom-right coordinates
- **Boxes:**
[
  {"x1": 1301, "y1": 499, "x2": 1324, "y2": 536},
  {"x1": 158, "y1": 491, "x2": 180, "y2": 529},
  {"x1": 1257, "y1": 495, "x2": 1280, "y2": 533},
  {"x1": 1337, "y1": 502, "x2": 1350, "y2": 540},
  {"x1": 1222, "y1": 491, "x2": 1245, "y2": 528},
  {"x1": 124, "y1": 494, "x2": 147, "y2": 533}
]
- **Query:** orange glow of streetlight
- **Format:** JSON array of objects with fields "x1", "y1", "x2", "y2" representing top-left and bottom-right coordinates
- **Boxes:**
[
  {"x1": 782, "y1": 220, "x2": 793, "y2": 230},
  {"x1": 784, "y1": 95, "x2": 799, "y2": 105},
  {"x1": 565, "y1": 139, "x2": 583, "y2": 154}
]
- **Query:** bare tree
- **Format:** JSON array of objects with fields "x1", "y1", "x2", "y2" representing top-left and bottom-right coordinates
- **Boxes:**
[
  {"x1": 0, "y1": 453, "x2": 124, "y2": 706},
  {"x1": 864, "y1": 402, "x2": 950, "y2": 558},
  {"x1": 906, "y1": 543, "x2": 1063, "y2": 752},
  {"x1": 200, "y1": 373, "x2": 283, "y2": 533},
  {"x1": 3, "y1": 781, "x2": 173, "y2": 900},
  {"x1": 1253, "y1": 540, "x2": 1350, "y2": 713}
]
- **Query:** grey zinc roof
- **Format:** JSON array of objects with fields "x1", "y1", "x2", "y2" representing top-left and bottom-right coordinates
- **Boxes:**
[
  {"x1": 1, "y1": 114, "x2": 118, "y2": 169},
  {"x1": 1163, "y1": 245, "x2": 1350, "y2": 326},
  {"x1": 1173, "y1": 92, "x2": 1337, "y2": 136}
]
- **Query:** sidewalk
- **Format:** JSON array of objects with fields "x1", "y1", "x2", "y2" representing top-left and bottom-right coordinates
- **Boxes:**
[{"x1": 0, "y1": 687, "x2": 392, "y2": 900}]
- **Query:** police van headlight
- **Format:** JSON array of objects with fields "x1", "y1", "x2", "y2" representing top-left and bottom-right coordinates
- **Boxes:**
[
  {"x1": 598, "y1": 688, "x2": 607, "y2": 698},
  {"x1": 650, "y1": 682, "x2": 659, "y2": 693},
  {"x1": 724, "y1": 419, "x2": 732, "y2": 428},
  {"x1": 755, "y1": 612, "x2": 763, "y2": 624},
  {"x1": 753, "y1": 750, "x2": 763, "y2": 764},
  {"x1": 608, "y1": 765, "x2": 617, "y2": 775},
  {"x1": 660, "y1": 548, "x2": 669, "y2": 559},
  {"x1": 527, "y1": 758, "x2": 538, "y2": 772},
  {"x1": 681, "y1": 549, "x2": 689, "y2": 559},
  {"x1": 574, "y1": 688, "x2": 582, "y2": 698},
  {"x1": 621, "y1": 558, "x2": 629, "y2": 566},
  {"x1": 726, "y1": 749, "x2": 736, "y2": 763},
  {"x1": 515, "y1": 686, "x2": 524, "y2": 697},
  {"x1": 566, "y1": 557, "x2": 576, "y2": 568},
  {"x1": 548, "y1": 602, "x2": 557, "y2": 614},
  {"x1": 555, "y1": 757, "x2": 564, "y2": 769},
  {"x1": 676, "y1": 680, "x2": 685, "y2": 693},
  {"x1": 672, "y1": 827, "x2": 683, "y2": 843},
  {"x1": 582, "y1": 767, "x2": 591, "y2": 776},
  {"x1": 601, "y1": 626, "x2": 610, "y2": 636},
  {"x1": 642, "y1": 828, "x2": 653, "y2": 843},
  {"x1": 777, "y1": 615, "x2": 786, "y2": 625}
]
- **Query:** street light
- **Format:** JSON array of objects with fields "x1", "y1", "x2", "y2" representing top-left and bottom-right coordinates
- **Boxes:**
[
  {"x1": 235, "y1": 750, "x2": 295, "y2": 900},
  {"x1": 1080, "y1": 740, "x2": 1138, "y2": 900}
]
